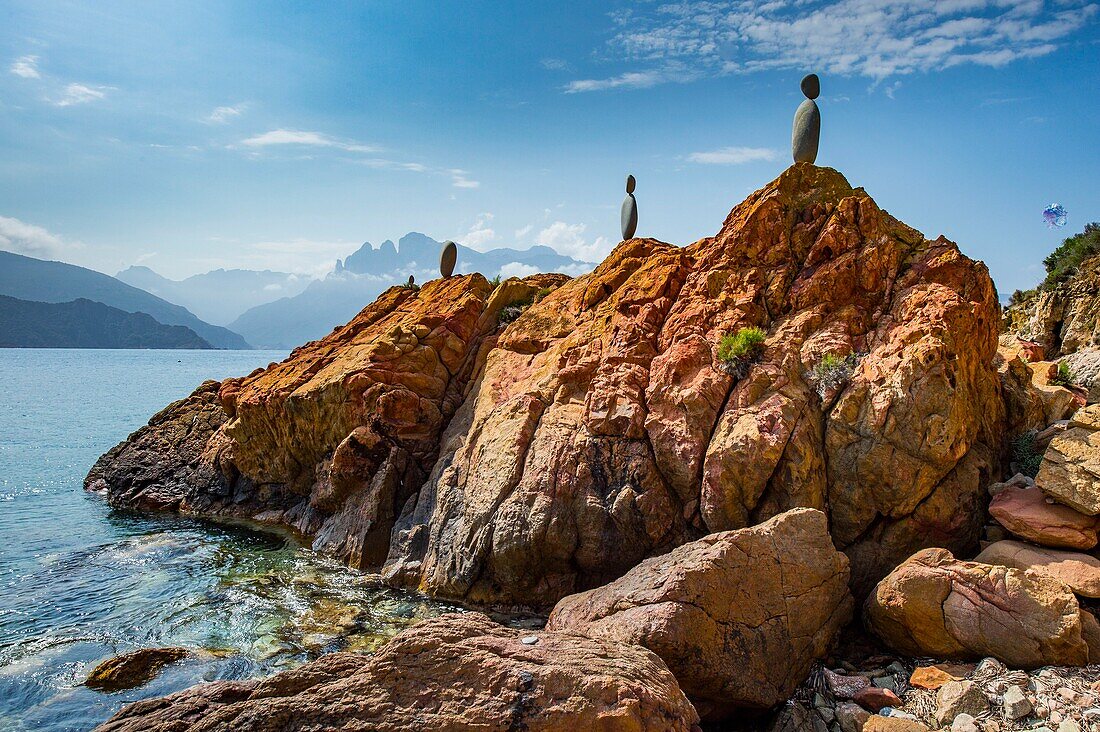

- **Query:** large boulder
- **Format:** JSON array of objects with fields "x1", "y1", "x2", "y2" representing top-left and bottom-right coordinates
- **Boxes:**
[
  {"x1": 94, "y1": 613, "x2": 700, "y2": 732},
  {"x1": 547, "y1": 509, "x2": 852, "y2": 720},
  {"x1": 975, "y1": 540, "x2": 1100, "y2": 598},
  {"x1": 864, "y1": 548, "x2": 1093, "y2": 668},
  {"x1": 988, "y1": 479, "x2": 1099, "y2": 550},
  {"x1": 1036, "y1": 405, "x2": 1100, "y2": 516},
  {"x1": 384, "y1": 164, "x2": 1003, "y2": 605}
]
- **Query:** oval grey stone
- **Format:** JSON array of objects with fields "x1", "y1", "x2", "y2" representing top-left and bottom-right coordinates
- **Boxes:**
[
  {"x1": 440, "y1": 241, "x2": 457, "y2": 278},
  {"x1": 621, "y1": 194, "x2": 638, "y2": 240},
  {"x1": 792, "y1": 98, "x2": 820, "y2": 164},
  {"x1": 625, "y1": 174, "x2": 636, "y2": 194},
  {"x1": 801, "y1": 74, "x2": 820, "y2": 100}
]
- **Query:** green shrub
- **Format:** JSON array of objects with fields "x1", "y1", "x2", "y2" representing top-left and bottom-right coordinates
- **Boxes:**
[
  {"x1": 1010, "y1": 431, "x2": 1043, "y2": 478},
  {"x1": 716, "y1": 327, "x2": 766, "y2": 378},
  {"x1": 489, "y1": 274, "x2": 502, "y2": 287},
  {"x1": 533, "y1": 287, "x2": 553, "y2": 303},
  {"x1": 1050, "y1": 361, "x2": 1076, "y2": 387},
  {"x1": 399, "y1": 279, "x2": 419, "y2": 291},
  {"x1": 809, "y1": 352, "x2": 859, "y2": 399},
  {"x1": 1042, "y1": 222, "x2": 1100, "y2": 289}
]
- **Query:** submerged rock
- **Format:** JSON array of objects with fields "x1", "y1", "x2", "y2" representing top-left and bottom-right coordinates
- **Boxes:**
[
  {"x1": 94, "y1": 613, "x2": 700, "y2": 732},
  {"x1": 86, "y1": 648, "x2": 189, "y2": 692},
  {"x1": 547, "y1": 508, "x2": 852, "y2": 720},
  {"x1": 865, "y1": 547, "x2": 1093, "y2": 668}
]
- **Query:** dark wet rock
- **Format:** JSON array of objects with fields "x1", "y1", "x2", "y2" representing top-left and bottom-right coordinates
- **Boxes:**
[{"x1": 86, "y1": 648, "x2": 190, "y2": 692}]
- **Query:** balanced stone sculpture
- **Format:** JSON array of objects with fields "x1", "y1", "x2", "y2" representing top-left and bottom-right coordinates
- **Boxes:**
[
  {"x1": 440, "y1": 241, "x2": 457, "y2": 279},
  {"x1": 792, "y1": 73, "x2": 820, "y2": 164},
  {"x1": 407, "y1": 275, "x2": 415, "y2": 287},
  {"x1": 621, "y1": 175, "x2": 638, "y2": 240}
]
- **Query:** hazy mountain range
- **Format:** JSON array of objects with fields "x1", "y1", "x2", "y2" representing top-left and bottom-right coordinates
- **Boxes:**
[
  {"x1": 0, "y1": 234, "x2": 592, "y2": 350},
  {"x1": 0, "y1": 295, "x2": 213, "y2": 349},
  {"x1": 115, "y1": 267, "x2": 312, "y2": 326},
  {"x1": 0, "y1": 251, "x2": 248, "y2": 349}
]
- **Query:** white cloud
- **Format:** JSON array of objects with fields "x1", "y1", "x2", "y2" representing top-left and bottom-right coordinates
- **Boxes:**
[
  {"x1": 499, "y1": 261, "x2": 541, "y2": 278},
  {"x1": 54, "y1": 83, "x2": 109, "y2": 106},
  {"x1": 570, "y1": 0, "x2": 1099, "y2": 90},
  {"x1": 207, "y1": 104, "x2": 246, "y2": 124},
  {"x1": 687, "y1": 146, "x2": 779, "y2": 165},
  {"x1": 514, "y1": 224, "x2": 534, "y2": 239},
  {"x1": 239, "y1": 130, "x2": 479, "y2": 188},
  {"x1": 10, "y1": 55, "x2": 40, "y2": 79},
  {"x1": 451, "y1": 169, "x2": 480, "y2": 188},
  {"x1": 540, "y1": 58, "x2": 569, "y2": 70},
  {"x1": 241, "y1": 129, "x2": 379, "y2": 153},
  {"x1": 565, "y1": 66, "x2": 697, "y2": 93},
  {"x1": 0, "y1": 215, "x2": 80, "y2": 259},
  {"x1": 535, "y1": 221, "x2": 612, "y2": 262},
  {"x1": 462, "y1": 213, "x2": 496, "y2": 250}
]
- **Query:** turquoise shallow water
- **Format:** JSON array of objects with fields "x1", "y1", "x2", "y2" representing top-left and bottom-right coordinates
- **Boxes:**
[{"x1": 0, "y1": 349, "x2": 459, "y2": 732}]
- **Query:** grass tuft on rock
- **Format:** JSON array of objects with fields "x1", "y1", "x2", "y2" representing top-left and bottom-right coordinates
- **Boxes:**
[{"x1": 717, "y1": 327, "x2": 766, "y2": 379}]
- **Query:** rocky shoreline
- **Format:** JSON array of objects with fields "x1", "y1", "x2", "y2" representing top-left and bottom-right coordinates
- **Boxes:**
[{"x1": 85, "y1": 164, "x2": 1100, "y2": 730}]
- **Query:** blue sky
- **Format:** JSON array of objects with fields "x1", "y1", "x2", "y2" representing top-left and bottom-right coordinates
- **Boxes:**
[{"x1": 0, "y1": 1, "x2": 1097, "y2": 295}]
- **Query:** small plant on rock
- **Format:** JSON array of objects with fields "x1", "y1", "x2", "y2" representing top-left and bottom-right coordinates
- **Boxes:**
[
  {"x1": 399, "y1": 279, "x2": 419, "y2": 291},
  {"x1": 809, "y1": 352, "x2": 860, "y2": 400},
  {"x1": 1010, "y1": 431, "x2": 1043, "y2": 478},
  {"x1": 489, "y1": 274, "x2": 502, "y2": 287},
  {"x1": 716, "y1": 327, "x2": 767, "y2": 379},
  {"x1": 1050, "y1": 361, "x2": 1076, "y2": 388}
]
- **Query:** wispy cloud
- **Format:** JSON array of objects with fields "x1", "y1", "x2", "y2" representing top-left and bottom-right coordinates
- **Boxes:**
[
  {"x1": 540, "y1": 58, "x2": 569, "y2": 71},
  {"x1": 9, "y1": 55, "x2": 40, "y2": 79},
  {"x1": 239, "y1": 130, "x2": 479, "y2": 188},
  {"x1": 54, "y1": 83, "x2": 110, "y2": 107},
  {"x1": 569, "y1": 1, "x2": 1099, "y2": 91},
  {"x1": 241, "y1": 128, "x2": 379, "y2": 153},
  {"x1": 207, "y1": 104, "x2": 247, "y2": 124},
  {"x1": 450, "y1": 169, "x2": 480, "y2": 188},
  {"x1": 687, "y1": 146, "x2": 779, "y2": 165},
  {"x1": 0, "y1": 215, "x2": 82, "y2": 259},
  {"x1": 565, "y1": 66, "x2": 697, "y2": 93}
]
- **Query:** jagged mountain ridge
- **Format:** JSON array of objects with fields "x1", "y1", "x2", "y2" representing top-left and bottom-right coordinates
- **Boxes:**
[{"x1": 228, "y1": 232, "x2": 592, "y2": 349}]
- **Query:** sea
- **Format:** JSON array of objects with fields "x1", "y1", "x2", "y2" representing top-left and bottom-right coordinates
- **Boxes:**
[{"x1": 0, "y1": 349, "x2": 460, "y2": 731}]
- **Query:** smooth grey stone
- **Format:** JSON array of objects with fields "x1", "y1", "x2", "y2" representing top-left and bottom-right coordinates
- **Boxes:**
[
  {"x1": 792, "y1": 98, "x2": 820, "y2": 164},
  {"x1": 801, "y1": 73, "x2": 820, "y2": 100},
  {"x1": 621, "y1": 193, "x2": 638, "y2": 240},
  {"x1": 407, "y1": 275, "x2": 415, "y2": 286},
  {"x1": 625, "y1": 174, "x2": 636, "y2": 194},
  {"x1": 440, "y1": 240, "x2": 457, "y2": 278}
]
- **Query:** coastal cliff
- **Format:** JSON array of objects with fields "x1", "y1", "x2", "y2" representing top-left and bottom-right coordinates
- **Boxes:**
[
  {"x1": 88, "y1": 165, "x2": 1004, "y2": 605},
  {"x1": 90, "y1": 164, "x2": 1100, "y2": 730}
]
